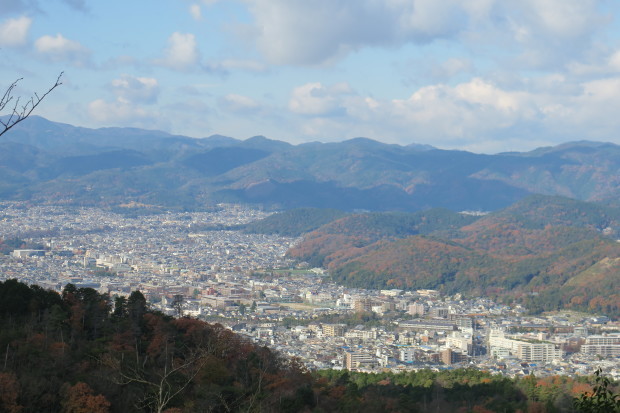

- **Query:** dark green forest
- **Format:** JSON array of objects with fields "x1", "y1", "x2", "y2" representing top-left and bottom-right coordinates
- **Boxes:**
[
  {"x1": 242, "y1": 208, "x2": 349, "y2": 237},
  {"x1": 0, "y1": 280, "x2": 618, "y2": 412}
]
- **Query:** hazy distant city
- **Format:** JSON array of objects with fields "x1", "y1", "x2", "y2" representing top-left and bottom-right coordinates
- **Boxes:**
[{"x1": 1, "y1": 202, "x2": 618, "y2": 381}]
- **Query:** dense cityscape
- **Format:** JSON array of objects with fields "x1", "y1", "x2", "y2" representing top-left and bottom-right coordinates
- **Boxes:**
[{"x1": 1, "y1": 202, "x2": 618, "y2": 382}]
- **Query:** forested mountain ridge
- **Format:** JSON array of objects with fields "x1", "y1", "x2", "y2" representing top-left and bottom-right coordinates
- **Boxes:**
[
  {"x1": 0, "y1": 279, "x2": 615, "y2": 412},
  {"x1": 287, "y1": 195, "x2": 620, "y2": 316},
  {"x1": 0, "y1": 279, "x2": 315, "y2": 412},
  {"x1": 2, "y1": 116, "x2": 620, "y2": 211},
  {"x1": 241, "y1": 208, "x2": 350, "y2": 237}
]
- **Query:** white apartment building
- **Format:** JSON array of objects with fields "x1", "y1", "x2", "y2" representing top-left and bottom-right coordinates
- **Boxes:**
[
  {"x1": 399, "y1": 348, "x2": 417, "y2": 363},
  {"x1": 345, "y1": 329, "x2": 378, "y2": 340},
  {"x1": 445, "y1": 332, "x2": 473, "y2": 354},
  {"x1": 581, "y1": 334, "x2": 620, "y2": 357},
  {"x1": 489, "y1": 329, "x2": 563, "y2": 362}
]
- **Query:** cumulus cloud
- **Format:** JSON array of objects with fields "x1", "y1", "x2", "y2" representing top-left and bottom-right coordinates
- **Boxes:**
[
  {"x1": 110, "y1": 75, "x2": 160, "y2": 105},
  {"x1": 0, "y1": 16, "x2": 31, "y2": 47},
  {"x1": 286, "y1": 78, "x2": 549, "y2": 151},
  {"x1": 546, "y1": 77, "x2": 620, "y2": 138},
  {"x1": 34, "y1": 33, "x2": 91, "y2": 67},
  {"x1": 388, "y1": 79, "x2": 538, "y2": 140},
  {"x1": 284, "y1": 73, "x2": 620, "y2": 152},
  {"x1": 241, "y1": 0, "x2": 477, "y2": 65},
  {"x1": 235, "y1": 0, "x2": 609, "y2": 69},
  {"x1": 289, "y1": 82, "x2": 354, "y2": 116},
  {"x1": 156, "y1": 32, "x2": 200, "y2": 71},
  {"x1": 86, "y1": 74, "x2": 163, "y2": 129}
]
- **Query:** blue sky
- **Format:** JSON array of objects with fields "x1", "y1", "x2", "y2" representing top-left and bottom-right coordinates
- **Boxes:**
[{"x1": 2, "y1": 0, "x2": 620, "y2": 153}]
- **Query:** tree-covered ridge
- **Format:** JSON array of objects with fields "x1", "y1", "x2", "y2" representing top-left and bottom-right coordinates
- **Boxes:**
[
  {"x1": 318, "y1": 208, "x2": 478, "y2": 239},
  {"x1": 0, "y1": 279, "x2": 314, "y2": 413},
  {"x1": 491, "y1": 194, "x2": 620, "y2": 234},
  {"x1": 242, "y1": 208, "x2": 349, "y2": 237},
  {"x1": 1, "y1": 280, "x2": 617, "y2": 412},
  {"x1": 286, "y1": 208, "x2": 479, "y2": 268},
  {"x1": 289, "y1": 196, "x2": 620, "y2": 316}
]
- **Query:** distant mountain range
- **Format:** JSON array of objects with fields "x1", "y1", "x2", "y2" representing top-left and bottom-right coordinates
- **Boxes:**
[{"x1": 1, "y1": 116, "x2": 620, "y2": 211}]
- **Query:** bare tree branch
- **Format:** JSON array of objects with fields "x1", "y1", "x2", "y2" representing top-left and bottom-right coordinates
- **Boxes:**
[
  {"x1": 103, "y1": 346, "x2": 209, "y2": 413},
  {"x1": 0, "y1": 72, "x2": 63, "y2": 137}
]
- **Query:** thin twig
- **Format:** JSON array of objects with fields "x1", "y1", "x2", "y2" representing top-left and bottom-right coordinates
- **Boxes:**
[{"x1": 0, "y1": 72, "x2": 63, "y2": 137}]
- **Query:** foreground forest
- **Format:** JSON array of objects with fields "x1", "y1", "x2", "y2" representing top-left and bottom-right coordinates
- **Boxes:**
[{"x1": 0, "y1": 280, "x2": 617, "y2": 412}]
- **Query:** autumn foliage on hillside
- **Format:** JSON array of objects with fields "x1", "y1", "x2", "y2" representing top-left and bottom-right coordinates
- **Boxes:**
[
  {"x1": 288, "y1": 195, "x2": 620, "y2": 317},
  {"x1": 0, "y1": 279, "x2": 314, "y2": 412}
]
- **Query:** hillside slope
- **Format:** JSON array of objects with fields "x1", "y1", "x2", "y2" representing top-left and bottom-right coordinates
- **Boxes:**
[{"x1": 288, "y1": 196, "x2": 620, "y2": 316}]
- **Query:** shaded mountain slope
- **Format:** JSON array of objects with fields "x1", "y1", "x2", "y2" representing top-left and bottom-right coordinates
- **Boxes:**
[{"x1": 1, "y1": 117, "x2": 620, "y2": 212}]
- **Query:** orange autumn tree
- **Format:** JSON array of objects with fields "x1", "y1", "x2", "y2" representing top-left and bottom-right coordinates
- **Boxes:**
[{"x1": 61, "y1": 382, "x2": 111, "y2": 413}]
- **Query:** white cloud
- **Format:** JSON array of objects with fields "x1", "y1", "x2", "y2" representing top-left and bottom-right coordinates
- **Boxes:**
[
  {"x1": 609, "y1": 52, "x2": 620, "y2": 72},
  {"x1": 283, "y1": 72, "x2": 620, "y2": 152},
  {"x1": 235, "y1": 0, "x2": 610, "y2": 70},
  {"x1": 289, "y1": 82, "x2": 353, "y2": 116},
  {"x1": 521, "y1": 0, "x2": 602, "y2": 39},
  {"x1": 568, "y1": 49, "x2": 620, "y2": 77},
  {"x1": 111, "y1": 74, "x2": 160, "y2": 104},
  {"x1": 286, "y1": 78, "x2": 547, "y2": 151},
  {"x1": 391, "y1": 79, "x2": 537, "y2": 137},
  {"x1": 88, "y1": 98, "x2": 164, "y2": 129},
  {"x1": 157, "y1": 32, "x2": 200, "y2": 71},
  {"x1": 190, "y1": 4, "x2": 202, "y2": 20},
  {"x1": 34, "y1": 33, "x2": 91, "y2": 66},
  {"x1": 242, "y1": 0, "x2": 475, "y2": 65},
  {"x1": 498, "y1": 0, "x2": 606, "y2": 68},
  {"x1": 546, "y1": 77, "x2": 620, "y2": 138},
  {"x1": 218, "y1": 94, "x2": 262, "y2": 114},
  {"x1": 0, "y1": 16, "x2": 31, "y2": 47}
]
